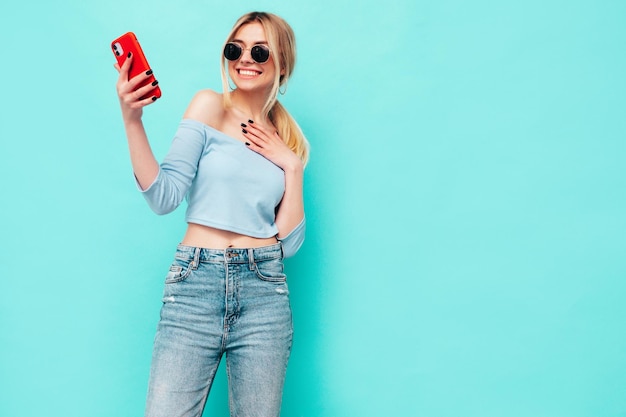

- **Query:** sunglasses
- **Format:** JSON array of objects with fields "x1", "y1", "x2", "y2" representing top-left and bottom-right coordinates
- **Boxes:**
[{"x1": 224, "y1": 42, "x2": 271, "y2": 64}]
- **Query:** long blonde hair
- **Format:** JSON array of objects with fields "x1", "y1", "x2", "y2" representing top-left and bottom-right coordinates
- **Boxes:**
[{"x1": 221, "y1": 12, "x2": 309, "y2": 165}]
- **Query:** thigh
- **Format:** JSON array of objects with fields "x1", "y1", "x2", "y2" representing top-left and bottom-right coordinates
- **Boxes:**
[
  {"x1": 145, "y1": 259, "x2": 226, "y2": 417},
  {"x1": 225, "y1": 258, "x2": 293, "y2": 416},
  {"x1": 225, "y1": 342, "x2": 291, "y2": 417}
]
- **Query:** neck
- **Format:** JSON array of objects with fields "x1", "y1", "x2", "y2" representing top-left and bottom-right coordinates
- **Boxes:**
[{"x1": 229, "y1": 89, "x2": 274, "y2": 123}]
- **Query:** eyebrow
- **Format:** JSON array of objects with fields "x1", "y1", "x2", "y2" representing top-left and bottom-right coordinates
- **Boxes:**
[{"x1": 231, "y1": 38, "x2": 268, "y2": 45}]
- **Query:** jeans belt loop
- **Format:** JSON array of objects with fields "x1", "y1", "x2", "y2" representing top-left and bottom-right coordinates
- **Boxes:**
[
  {"x1": 248, "y1": 248, "x2": 255, "y2": 270},
  {"x1": 192, "y1": 247, "x2": 201, "y2": 270}
]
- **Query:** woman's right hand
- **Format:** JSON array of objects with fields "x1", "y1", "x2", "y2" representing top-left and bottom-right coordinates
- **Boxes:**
[{"x1": 114, "y1": 53, "x2": 159, "y2": 123}]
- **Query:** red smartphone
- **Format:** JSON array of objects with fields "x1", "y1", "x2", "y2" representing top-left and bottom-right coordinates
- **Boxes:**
[{"x1": 111, "y1": 32, "x2": 162, "y2": 99}]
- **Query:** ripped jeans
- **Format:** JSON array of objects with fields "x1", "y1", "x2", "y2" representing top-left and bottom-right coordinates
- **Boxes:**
[{"x1": 145, "y1": 243, "x2": 293, "y2": 417}]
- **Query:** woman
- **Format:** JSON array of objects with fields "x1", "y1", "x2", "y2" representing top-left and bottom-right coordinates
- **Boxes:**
[{"x1": 114, "y1": 11, "x2": 308, "y2": 417}]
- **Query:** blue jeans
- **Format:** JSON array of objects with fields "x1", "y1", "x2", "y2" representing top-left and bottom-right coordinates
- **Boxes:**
[{"x1": 145, "y1": 243, "x2": 293, "y2": 417}]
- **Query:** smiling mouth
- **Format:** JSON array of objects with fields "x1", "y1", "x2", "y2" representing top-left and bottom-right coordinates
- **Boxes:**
[{"x1": 238, "y1": 69, "x2": 262, "y2": 77}]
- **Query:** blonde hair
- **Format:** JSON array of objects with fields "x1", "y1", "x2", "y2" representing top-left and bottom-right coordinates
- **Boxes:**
[{"x1": 221, "y1": 12, "x2": 309, "y2": 165}]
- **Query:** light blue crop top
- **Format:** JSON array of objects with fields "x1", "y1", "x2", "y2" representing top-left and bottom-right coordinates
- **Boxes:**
[{"x1": 138, "y1": 119, "x2": 305, "y2": 257}]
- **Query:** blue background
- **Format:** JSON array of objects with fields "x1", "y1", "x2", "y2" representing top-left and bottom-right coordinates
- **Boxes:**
[{"x1": 1, "y1": 0, "x2": 625, "y2": 416}]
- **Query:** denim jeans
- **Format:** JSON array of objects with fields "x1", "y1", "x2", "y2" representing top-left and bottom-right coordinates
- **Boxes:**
[{"x1": 145, "y1": 243, "x2": 293, "y2": 417}]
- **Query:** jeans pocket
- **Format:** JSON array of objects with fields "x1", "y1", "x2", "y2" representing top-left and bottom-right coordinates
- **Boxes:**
[
  {"x1": 165, "y1": 258, "x2": 193, "y2": 284},
  {"x1": 254, "y1": 258, "x2": 287, "y2": 283}
]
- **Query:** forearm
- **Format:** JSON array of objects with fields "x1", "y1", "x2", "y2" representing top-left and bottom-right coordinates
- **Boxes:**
[
  {"x1": 124, "y1": 119, "x2": 160, "y2": 190},
  {"x1": 114, "y1": 53, "x2": 161, "y2": 190},
  {"x1": 275, "y1": 164, "x2": 304, "y2": 238}
]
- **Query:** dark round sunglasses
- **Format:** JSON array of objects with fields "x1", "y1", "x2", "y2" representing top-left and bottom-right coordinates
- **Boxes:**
[{"x1": 223, "y1": 42, "x2": 271, "y2": 64}]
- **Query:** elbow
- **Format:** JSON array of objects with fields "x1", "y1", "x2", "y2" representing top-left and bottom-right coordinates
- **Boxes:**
[
  {"x1": 277, "y1": 217, "x2": 306, "y2": 258},
  {"x1": 144, "y1": 194, "x2": 181, "y2": 215},
  {"x1": 281, "y1": 239, "x2": 304, "y2": 258},
  {"x1": 151, "y1": 205, "x2": 176, "y2": 216}
]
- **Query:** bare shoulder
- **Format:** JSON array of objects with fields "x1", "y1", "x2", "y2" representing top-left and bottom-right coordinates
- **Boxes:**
[{"x1": 183, "y1": 89, "x2": 225, "y2": 128}]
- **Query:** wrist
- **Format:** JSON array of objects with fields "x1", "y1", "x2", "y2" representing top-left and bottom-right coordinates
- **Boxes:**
[
  {"x1": 282, "y1": 159, "x2": 304, "y2": 175},
  {"x1": 123, "y1": 116, "x2": 144, "y2": 129}
]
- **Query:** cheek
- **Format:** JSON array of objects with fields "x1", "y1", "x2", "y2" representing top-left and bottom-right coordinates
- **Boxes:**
[
  {"x1": 227, "y1": 62, "x2": 238, "y2": 78},
  {"x1": 265, "y1": 59, "x2": 279, "y2": 78},
  {"x1": 270, "y1": 57, "x2": 284, "y2": 76}
]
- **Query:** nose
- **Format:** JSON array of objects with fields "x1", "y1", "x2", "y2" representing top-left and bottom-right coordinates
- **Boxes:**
[{"x1": 239, "y1": 48, "x2": 254, "y2": 63}]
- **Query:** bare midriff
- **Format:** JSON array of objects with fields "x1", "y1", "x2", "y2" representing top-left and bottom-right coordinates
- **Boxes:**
[{"x1": 181, "y1": 222, "x2": 278, "y2": 249}]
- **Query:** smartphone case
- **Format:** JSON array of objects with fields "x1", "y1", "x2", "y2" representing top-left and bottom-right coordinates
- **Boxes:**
[{"x1": 111, "y1": 32, "x2": 162, "y2": 99}]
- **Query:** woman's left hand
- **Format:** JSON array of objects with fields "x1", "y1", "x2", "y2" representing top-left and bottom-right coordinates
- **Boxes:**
[{"x1": 241, "y1": 121, "x2": 303, "y2": 172}]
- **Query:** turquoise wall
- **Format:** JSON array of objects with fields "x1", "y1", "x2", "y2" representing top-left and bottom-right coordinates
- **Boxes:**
[{"x1": 1, "y1": 0, "x2": 625, "y2": 416}]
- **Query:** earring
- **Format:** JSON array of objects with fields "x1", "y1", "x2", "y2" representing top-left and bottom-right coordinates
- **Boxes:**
[{"x1": 279, "y1": 82, "x2": 287, "y2": 95}]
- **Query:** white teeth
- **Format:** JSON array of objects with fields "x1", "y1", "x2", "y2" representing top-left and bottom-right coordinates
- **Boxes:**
[{"x1": 239, "y1": 70, "x2": 259, "y2": 76}]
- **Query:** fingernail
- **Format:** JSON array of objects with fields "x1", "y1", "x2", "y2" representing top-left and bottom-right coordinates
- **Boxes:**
[
  {"x1": 248, "y1": 119, "x2": 254, "y2": 124},
  {"x1": 152, "y1": 80, "x2": 159, "y2": 86},
  {"x1": 245, "y1": 142, "x2": 250, "y2": 146},
  {"x1": 151, "y1": 96, "x2": 157, "y2": 101},
  {"x1": 242, "y1": 128, "x2": 248, "y2": 134},
  {"x1": 240, "y1": 123, "x2": 247, "y2": 128},
  {"x1": 146, "y1": 69, "x2": 153, "y2": 76}
]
